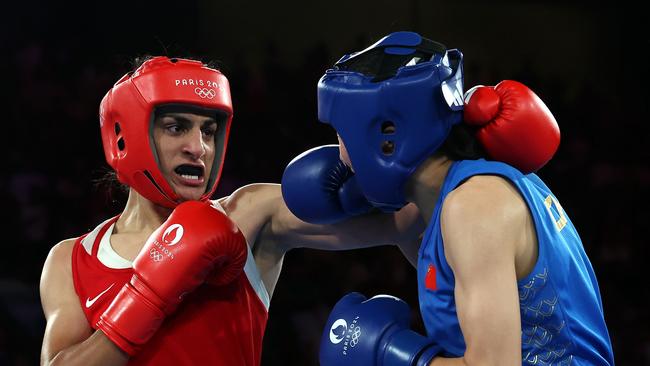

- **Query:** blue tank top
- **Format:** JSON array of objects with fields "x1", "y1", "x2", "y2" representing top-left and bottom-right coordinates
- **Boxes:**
[{"x1": 417, "y1": 159, "x2": 613, "y2": 365}]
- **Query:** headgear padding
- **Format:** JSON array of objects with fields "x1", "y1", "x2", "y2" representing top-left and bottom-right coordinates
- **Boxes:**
[
  {"x1": 100, "y1": 56, "x2": 233, "y2": 207},
  {"x1": 318, "y1": 32, "x2": 464, "y2": 211}
]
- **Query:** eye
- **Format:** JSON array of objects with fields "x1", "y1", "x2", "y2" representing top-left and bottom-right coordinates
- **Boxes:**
[
  {"x1": 165, "y1": 123, "x2": 184, "y2": 134},
  {"x1": 202, "y1": 124, "x2": 218, "y2": 137}
]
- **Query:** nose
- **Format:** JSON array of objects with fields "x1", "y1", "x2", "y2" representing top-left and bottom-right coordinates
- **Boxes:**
[{"x1": 182, "y1": 127, "x2": 206, "y2": 159}]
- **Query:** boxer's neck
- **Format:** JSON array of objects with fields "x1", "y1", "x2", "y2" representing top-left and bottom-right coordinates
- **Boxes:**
[
  {"x1": 115, "y1": 189, "x2": 173, "y2": 236},
  {"x1": 404, "y1": 154, "x2": 453, "y2": 225}
]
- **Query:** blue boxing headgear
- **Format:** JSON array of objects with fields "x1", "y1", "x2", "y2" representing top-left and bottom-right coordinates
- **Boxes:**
[{"x1": 318, "y1": 31, "x2": 464, "y2": 211}]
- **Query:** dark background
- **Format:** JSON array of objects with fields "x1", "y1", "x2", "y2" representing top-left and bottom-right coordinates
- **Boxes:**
[{"x1": 1, "y1": 0, "x2": 647, "y2": 365}]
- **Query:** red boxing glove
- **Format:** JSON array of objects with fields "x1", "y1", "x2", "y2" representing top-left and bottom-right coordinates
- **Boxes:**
[
  {"x1": 97, "y1": 201, "x2": 247, "y2": 355},
  {"x1": 463, "y1": 80, "x2": 560, "y2": 173}
]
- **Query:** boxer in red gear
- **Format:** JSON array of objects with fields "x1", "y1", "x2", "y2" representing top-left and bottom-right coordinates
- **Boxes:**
[
  {"x1": 39, "y1": 56, "x2": 427, "y2": 366},
  {"x1": 40, "y1": 88, "x2": 269, "y2": 365}
]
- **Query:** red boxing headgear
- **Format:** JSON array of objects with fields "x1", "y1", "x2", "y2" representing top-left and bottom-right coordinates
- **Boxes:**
[{"x1": 99, "y1": 56, "x2": 233, "y2": 207}]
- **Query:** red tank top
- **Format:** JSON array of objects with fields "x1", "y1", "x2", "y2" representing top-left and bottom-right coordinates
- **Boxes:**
[{"x1": 71, "y1": 215, "x2": 269, "y2": 365}]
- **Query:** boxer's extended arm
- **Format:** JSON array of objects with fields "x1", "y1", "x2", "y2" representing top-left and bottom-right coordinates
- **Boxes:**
[
  {"x1": 40, "y1": 240, "x2": 128, "y2": 366},
  {"x1": 430, "y1": 176, "x2": 528, "y2": 366},
  {"x1": 221, "y1": 183, "x2": 423, "y2": 296},
  {"x1": 223, "y1": 183, "x2": 424, "y2": 254}
]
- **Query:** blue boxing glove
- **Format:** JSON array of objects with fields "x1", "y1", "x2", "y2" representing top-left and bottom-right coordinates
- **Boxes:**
[
  {"x1": 320, "y1": 293, "x2": 440, "y2": 366},
  {"x1": 281, "y1": 145, "x2": 372, "y2": 224}
]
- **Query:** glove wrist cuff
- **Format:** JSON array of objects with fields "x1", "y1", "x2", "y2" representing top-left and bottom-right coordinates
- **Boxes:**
[
  {"x1": 383, "y1": 329, "x2": 441, "y2": 366},
  {"x1": 415, "y1": 344, "x2": 442, "y2": 366},
  {"x1": 97, "y1": 281, "x2": 166, "y2": 355}
]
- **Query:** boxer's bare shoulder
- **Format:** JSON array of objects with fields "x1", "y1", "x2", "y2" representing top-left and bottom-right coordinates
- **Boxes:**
[
  {"x1": 218, "y1": 183, "x2": 283, "y2": 248},
  {"x1": 441, "y1": 175, "x2": 537, "y2": 280},
  {"x1": 41, "y1": 238, "x2": 93, "y2": 364},
  {"x1": 217, "y1": 183, "x2": 288, "y2": 297},
  {"x1": 41, "y1": 238, "x2": 76, "y2": 300}
]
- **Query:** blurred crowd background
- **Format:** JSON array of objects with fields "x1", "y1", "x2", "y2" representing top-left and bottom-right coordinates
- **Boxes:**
[{"x1": 1, "y1": 0, "x2": 647, "y2": 365}]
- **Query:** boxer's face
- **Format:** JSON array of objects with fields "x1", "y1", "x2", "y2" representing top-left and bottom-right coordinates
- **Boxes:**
[
  {"x1": 153, "y1": 112, "x2": 217, "y2": 201},
  {"x1": 337, "y1": 135, "x2": 355, "y2": 172}
]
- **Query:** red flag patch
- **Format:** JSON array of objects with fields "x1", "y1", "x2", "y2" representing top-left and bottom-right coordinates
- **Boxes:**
[{"x1": 425, "y1": 264, "x2": 437, "y2": 291}]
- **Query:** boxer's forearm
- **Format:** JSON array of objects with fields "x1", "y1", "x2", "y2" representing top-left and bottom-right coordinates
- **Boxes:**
[
  {"x1": 273, "y1": 197, "x2": 424, "y2": 252},
  {"x1": 429, "y1": 356, "x2": 467, "y2": 366},
  {"x1": 45, "y1": 330, "x2": 128, "y2": 366},
  {"x1": 430, "y1": 355, "x2": 519, "y2": 366}
]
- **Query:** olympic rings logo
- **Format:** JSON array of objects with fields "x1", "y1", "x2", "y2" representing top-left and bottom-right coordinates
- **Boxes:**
[
  {"x1": 194, "y1": 87, "x2": 216, "y2": 99},
  {"x1": 149, "y1": 248, "x2": 163, "y2": 262},
  {"x1": 349, "y1": 326, "x2": 361, "y2": 347}
]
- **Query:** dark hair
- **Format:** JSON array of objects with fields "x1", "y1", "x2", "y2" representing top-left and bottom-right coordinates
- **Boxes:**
[
  {"x1": 438, "y1": 123, "x2": 487, "y2": 161},
  {"x1": 131, "y1": 55, "x2": 154, "y2": 70},
  {"x1": 93, "y1": 168, "x2": 129, "y2": 205},
  {"x1": 130, "y1": 55, "x2": 222, "y2": 73}
]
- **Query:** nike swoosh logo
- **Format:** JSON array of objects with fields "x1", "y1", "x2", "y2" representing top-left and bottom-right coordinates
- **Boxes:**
[{"x1": 85, "y1": 283, "x2": 115, "y2": 308}]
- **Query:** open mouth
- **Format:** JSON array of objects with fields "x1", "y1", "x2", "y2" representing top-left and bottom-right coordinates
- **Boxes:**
[{"x1": 174, "y1": 164, "x2": 205, "y2": 184}]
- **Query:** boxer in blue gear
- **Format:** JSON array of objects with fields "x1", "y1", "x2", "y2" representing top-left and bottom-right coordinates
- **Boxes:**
[
  {"x1": 282, "y1": 31, "x2": 614, "y2": 365},
  {"x1": 417, "y1": 159, "x2": 613, "y2": 365}
]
